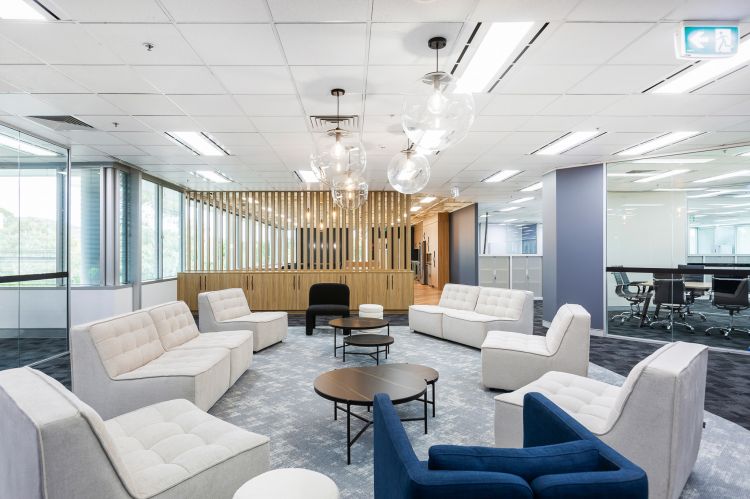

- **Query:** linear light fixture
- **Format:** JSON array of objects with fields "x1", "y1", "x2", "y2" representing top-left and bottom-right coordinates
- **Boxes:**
[
  {"x1": 483, "y1": 170, "x2": 521, "y2": 183},
  {"x1": 653, "y1": 188, "x2": 706, "y2": 192},
  {"x1": 410, "y1": 206, "x2": 421, "y2": 212},
  {"x1": 166, "y1": 131, "x2": 228, "y2": 156},
  {"x1": 297, "y1": 170, "x2": 318, "y2": 183},
  {"x1": 687, "y1": 190, "x2": 737, "y2": 198},
  {"x1": 607, "y1": 172, "x2": 654, "y2": 177},
  {"x1": 520, "y1": 182, "x2": 542, "y2": 192},
  {"x1": 741, "y1": 152, "x2": 750, "y2": 157},
  {"x1": 693, "y1": 170, "x2": 750, "y2": 183},
  {"x1": 733, "y1": 193, "x2": 750, "y2": 198},
  {"x1": 0, "y1": 134, "x2": 58, "y2": 156},
  {"x1": 420, "y1": 196, "x2": 436, "y2": 203},
  {"x1": 503, "y1": 218, "x2": 518, "y2": 222},
  {"x1": 499, "y1": 206, "x2": 521, "y2": 212},
  {"x1": 0, "y1": 0, "x2": 48, "y2": 20},
  {"x1": 616, "y1": 132, "x2": 701, "y2": 156},
  {"x1": 510, "y1": 196, "x2": 534, "y2": 204},
  {"x1": 455, "y1": 22, "x2": 535, "y2": 93},
  {"x1": 633, "y1": 169, "x2": 689, "y2": 183},
  {"x1": 534, "y1": 131, "x2": 602, "y2": 155},
  {"x1": 622, "y1": 203, "x2": 664, "y2": 207},
  {"x1": 632, "y1": 158, "x2": 714, "y2": 164},
  {"x1": 653, "y1": 39, "x2": 750, "y2": 94},
  {"x1": 196, "y1": 170, "x2": 232, "y2": 183}
]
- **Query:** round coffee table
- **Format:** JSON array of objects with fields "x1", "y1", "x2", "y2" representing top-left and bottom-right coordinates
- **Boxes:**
[
  {"x1": 328, "y1": 317, "x2": 390, "y2": 358},
  {"x1": 343, "y1": 333, "x2": 394, "y2": 364},
  {"x1": 314, "y1": 365, "x2": 428, "y2": 464},
  {"x1": 383, "y1": 364, "x2": 439, "y2": 417}
]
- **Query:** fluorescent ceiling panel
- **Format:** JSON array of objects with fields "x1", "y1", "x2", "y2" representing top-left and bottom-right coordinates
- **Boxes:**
[
  {"x1": 653, "y1": 188, "x2": 705, "y2": 191},
  {"x1": 688, "y1": 190, "x2": 738, "y2": 198},
  {"x1": 633, "y1": 169, "x2": 689, "y2": 183},
  {"x1": 0, "y1": 0, "x2": 46, "y2": 20},
  {"x1": 503, "y1": 218, "x2": 518, "y2": 222},
  {"x1": 483, "y1": 170, "x2": 521, "y2": 183},
  {"x1": 455, "y1": 22, "x2": 534, "y2": 93},
  {"x1": 410, "y1": 206, "x2": 421, "y2": 212},
  {"x1": 166, "y1": 131, "x2": 227, "y2": 156},
  {"x1": 196, "y1": 170, "x2": 231, "y2": 183},
  {"x1": 693, "y1": 170, "x2": 750, "y2": 183},
  {"x1": 297, "y1": 170, "x2": 318, "y2": 183},
  {"x1": 607, "y1": 173, "x2": 653, "y2": 177},
  {"x1": 499, "y1": 206, "x2": 521, "y2": 212},
  {"x1": 520, "y1": 182, "x2": 542, "y2": 192},
  {"x1": 0, "y1": 133, "x2": 58, "y2": 156},
  {"x1": 617, "y1": 132, "x2": 701, "y2": 156},
  {"x1": 420, "y1": 196, "x2": 436, "y2": 203},
  {"x1": 632, "y1": 158, "x2": 714, "y2": 164},
  {"x1": 534, "y1": 131, "x2": 601, "y2": 155},
  {"x1": 510, "y1": 196, "x2": 534, "y2": 204}
]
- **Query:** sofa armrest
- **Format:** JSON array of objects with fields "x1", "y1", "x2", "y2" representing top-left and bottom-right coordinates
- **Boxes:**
[
  {"x1": 530, "y1": 469, "x2": 648, "y2": 499},
  {"x1": 410, "y1": 467, "x2": 533, "y2": 499},
  {"x1": 522, "y1": 392, "x2": 597, "y2": 447}
]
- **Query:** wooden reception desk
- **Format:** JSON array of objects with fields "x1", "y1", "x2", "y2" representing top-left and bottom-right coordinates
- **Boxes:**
[{"x1": 178, "y1": 270, "x2": 415, "y2": 312}]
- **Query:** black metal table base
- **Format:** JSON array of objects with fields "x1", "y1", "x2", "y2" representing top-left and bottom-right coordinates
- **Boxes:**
[
  {"x1": 343, "y1": 342, "x2": 389, "y2": 365},
  {"x1": 333, "y1": 324, "x2": 391, "y2": 357},
  {"x1": 333, "y1": 390, "x2": 428, "y2": 464}
]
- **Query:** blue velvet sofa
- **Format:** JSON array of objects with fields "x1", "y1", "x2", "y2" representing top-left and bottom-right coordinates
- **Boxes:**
[{"x1": 373, "y1": 392, "x2": 647, "y2": 499}]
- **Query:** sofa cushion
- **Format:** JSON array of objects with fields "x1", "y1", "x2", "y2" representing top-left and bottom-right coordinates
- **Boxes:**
[
  {"x1": 409, "y1": 304, "x2": 450, "y2": 315},
  {"x1": 438, "y1": 284, "x2": 480, "y2": 311},
  {"x1": 225, "y1": 311, "x2": 288, "y2": 324},
  {"x1": 205, "y1": 288, "x2": 252, "y2": 322},
  {"x1": 444, "y1": 309, "x2": 515, "y2": 323},
  {"x1": 147, "y1": 301, "x2": 200, "y2": 350},
  {"x1": 482, "y1": 331, "x2": 549, "y2": 356},
  {"x1": 105, "y1": 398, "x2": 269, "y2": 498},
  {"x1": 88, "y1": 312, "x2": 166, "y2": 378},
  {"x1": 115, "y1": 348, "x2": 229, "y2": 380},
  {"x1": 474, "y1": 288, "x2": 529, "y2": 321},
  {"x1": 176, "y1": 330, "x2": 252, "y2": 352},
  {"x1": 307, "y1": 304, "x2": 349, "y2": 315}
]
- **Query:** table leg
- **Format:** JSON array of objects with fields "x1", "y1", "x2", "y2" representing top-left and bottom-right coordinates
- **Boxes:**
[
  {"x1": 343, "y1": 337, "x2": 346, "y2": 362},
  {"x1": 640, "y1": 291, "x2": 652, "y2": 327},
  {"x1": 346, "y1": 402, "x2": 351, "y2": 465},
  {"x1": 334, "y1": 402, "x2": 337, "y2": 421},
  {"x1": 432, "y1": 383, "x2": 436, "y2": 417},
  {"x1": 423, "y1": 392, "x2": 428, "y2": 434},
  {"x1": 387, "y1": 323, "x2": 390, "y2": 355}
]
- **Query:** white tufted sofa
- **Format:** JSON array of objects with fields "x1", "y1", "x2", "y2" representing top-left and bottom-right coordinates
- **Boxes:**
[
  {"x1": 409, "y1": 284, "x2": 534, "y2": 348},
  {"x1": 198, "y1": 288, "x2": 288, "y2": 352},
  {"x1": 71, "y1": 308, "x2": 238, "y2": 419},
  {"x1": 481, "y1": 304, "x2": 590, "y2": 390},
  {"x1": 0, "y1": 367, "x2": 269, "y2": 499},
  {"x1": 494, "y1": 342, "x2": 708, "y2": 499}
]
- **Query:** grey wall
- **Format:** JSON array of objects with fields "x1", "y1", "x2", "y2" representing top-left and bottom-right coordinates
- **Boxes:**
[
  {"x1": 543, "y1": 164, "x2": 605, "y2": 329},
  {"x1": 449, "y1": 203, "x2": 478, "y2": 285}
]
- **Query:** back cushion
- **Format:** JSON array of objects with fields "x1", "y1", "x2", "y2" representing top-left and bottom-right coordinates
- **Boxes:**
[
  {"x1": 147, "y1": 301, "x2": 200, "y2": 350},
  {"x1": 207, "y1": 288, "x2": 251, "y2": 321},
  {"x1": 474, "y1": 287, "x2": 530, "y2": 319},
  {"x1": 438, "y1": 284, "x2": 480, "y2": 311},
  {"x1": 545, "y1": 304, "x2": 590, "y2": 353},
  {"x1": 88, "y1": 312, "x2": 165, "y2": 378}
]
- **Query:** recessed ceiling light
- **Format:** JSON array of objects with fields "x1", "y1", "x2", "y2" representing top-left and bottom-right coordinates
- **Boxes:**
[
  {"x1": 499, "y1": 206, "x2": 521, "y2": 212},
  {"x1": 653, "y1": 39, "x2": 750, "y2": 94},
  {"x1": 196, "y1": 171, "x2": 231, "y2": 183},
  {"x1": 510, "y1": 196, "x2": 534, "y2": 204},
  {"x1": 455, "y1": 22, "x2": 535, "y2": 93},
  {"x1": 503, "y1": 218, "x2": 518, "y2": 222},
  {"x1": 0, "y1": 134, "x2": 58, "y2": 156},
  {"x1": 740, "y1": 152, "x2": 750, "y2": 157},
  {"x1": 632, "y1": 158, "x2": 714, "y2": 164},
  {"x1": 616, "y1": 132, "x2": 701, "y2": 156},
  {"x1": 166, "y1": 131, "x2": 228, "y2": 156},
  {"x1": 483, "y1": 170, "x2": 521, "y2": 183},
  {"x1": 420, "y1": 196, "x2": 436, "y2": 203},
  {"x1": 297, "y1": 170, "x2": 318, "y2": 183},
  {"x1": 688, "y1": 190, "x2": 738, "y2": 198},
  {"x1": 0, "y1": 0, "x2": 47, "y2": 20},
  {"x1": 653, "y1": 188, "x2": 706, "y2": 192},
  {"x1": 520, "y1": 182, "x2": 542, "y2": 192},
  {"x1": 633, "y1": 169, "x2": 689, "y2": 183},
  {"x1": 410, "y1": 206, "x2": 421, "y2": 212},
  {"x1": 693, "y1": 170, "x2": 750, "y2": 183},
  {"x1": 534, "y1": 131, "x2": 602, "y2": 155},
  {"x1": 607, "y1": 173, "x2": 654, "y2": 177}
]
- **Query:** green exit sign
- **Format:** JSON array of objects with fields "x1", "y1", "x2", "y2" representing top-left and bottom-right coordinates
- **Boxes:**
[{"x1": 677, "y1": 21, "x2": 739, "y2": 59}]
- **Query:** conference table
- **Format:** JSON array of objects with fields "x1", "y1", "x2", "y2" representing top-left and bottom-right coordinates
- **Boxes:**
[{"x1": 637, "y1": 280, "x2": 712, "y2": 327}]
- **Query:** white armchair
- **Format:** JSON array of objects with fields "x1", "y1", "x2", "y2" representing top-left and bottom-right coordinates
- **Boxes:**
[
  {"x1": 481, "y1": 304, "x2": 590, "y2": 390},
  {"x1": 494, "y1": 341, "x2": 708, "y2": 499},
  {"x1": 198, "y1": 288, "x2": 287, "y2": 352}
]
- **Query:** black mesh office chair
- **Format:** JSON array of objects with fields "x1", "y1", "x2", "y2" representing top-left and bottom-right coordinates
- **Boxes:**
[
  {"x1": 305, "y1": 283, "x2": 350, "y2": 335},
  {"x1": 650, "y1": 279, "x2": 694, "y2": 332},
  {"x1": 706, "y1": 277, "x2": 750, "y2": 338},
  {"x1": 611, "y1": 272, "x2": 648, "y2": 323},
  {"x1": 678, "y1": 264, "x2": 706, "y2": 320}
]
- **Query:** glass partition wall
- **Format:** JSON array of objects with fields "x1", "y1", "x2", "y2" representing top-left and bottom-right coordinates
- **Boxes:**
[
  {"x1": 607, "y1": 143, "x2": 750, "y2": 352},
  {"x1": 0, "y1": 123, "x2": 69, "y2": 370}
]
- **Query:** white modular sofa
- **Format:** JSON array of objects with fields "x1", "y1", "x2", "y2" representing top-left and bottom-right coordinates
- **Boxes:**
[
  {"x1": 0, "y1": 367, "x2": 269, "y2": 499},
  {"x1": 71, "y1": 303, "x2": 252, "y2": 419},
  {"x1": 199, "y1": 288, "x2": 288, "y2": 352},
  {"x1": 494, "y1": 342, "x2": 708, "y2": 499},
  {"x1": 481, "y1": 304, "x2": 590, "y2": 390},
  {"x1": 409, "y1": 284, "x2": 534, "y2": 348}
]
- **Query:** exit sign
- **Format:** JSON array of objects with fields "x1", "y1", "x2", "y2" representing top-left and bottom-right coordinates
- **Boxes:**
[{"x1": 676, "y1": 21, "x2": 739, "y2": 59}]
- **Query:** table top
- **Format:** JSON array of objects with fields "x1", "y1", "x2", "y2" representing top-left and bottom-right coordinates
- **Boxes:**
[
  {"x1": 314, "y1": 365, "x2": 427, "y2": 406},
  {"x1": 329, "y1": 317, "x2": 389, "y2": 330},
  {"x1": 344, "y1": 333, "x2": 395, "y2": 347},
  {"x1": 383, "y1": 363, "x2": 439, "y2": 384},
  {"x1": 641, "y1": 280, "x2": 712, "y2": 290}
]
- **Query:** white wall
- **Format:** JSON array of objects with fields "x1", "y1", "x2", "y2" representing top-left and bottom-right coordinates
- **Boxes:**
[
  {"x1": 141, "y1": 279, "x2": 177, "y2": 308},
  {"x1": 0, "y1": 289, "x2": 67, "y2": 329},
  {"x1": 71, "y1": 287, "x2": 133, "y2": 326}
]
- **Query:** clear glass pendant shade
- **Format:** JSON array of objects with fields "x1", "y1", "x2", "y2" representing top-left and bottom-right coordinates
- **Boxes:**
[
  {"x1": 331, "y1": 172, "x2": 368, "y2": 210},
  {"x1": 311, "y1": 128, "x2": 366, "y2": 185},
  {"x1": 387, "y1": 149, "x2": 430, "y2": 194},
  {"x1": 402, "y1": 72, "x2": 475, "y2": 154}
]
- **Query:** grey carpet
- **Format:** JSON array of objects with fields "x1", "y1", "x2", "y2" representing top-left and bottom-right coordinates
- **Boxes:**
[{"x1": 210, "y1": 325, "x2": 750, "y2": 499}]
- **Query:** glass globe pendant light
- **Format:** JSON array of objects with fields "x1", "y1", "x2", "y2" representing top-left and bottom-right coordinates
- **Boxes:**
[
  {"x1": 331, "y1": 171, "x2": 368, "y2": 210},
  {"x1": 310, "y1": 88, "x2": 366, "y2": 185},
  {"x1": 402, "y1": 37, "x2": 475, "y2": 154},
  {"x1": 387, "y1": 141, "x2": 430, "y2": 194}
]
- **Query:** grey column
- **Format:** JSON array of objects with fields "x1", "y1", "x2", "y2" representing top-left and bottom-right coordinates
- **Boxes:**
[{"x1": 449, "y1": 203, "x2": 478, "y2": 285}]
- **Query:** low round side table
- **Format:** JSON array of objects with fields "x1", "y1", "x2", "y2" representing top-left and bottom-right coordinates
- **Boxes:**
[
  {"x1": 343, "y1": 333, "x2": 394, "y2": 364},
  {"x1": 233, "y1": 468, "x2": 339, "y2": 499},
  {"x1": 329, "y1": 317, "x2": 390, "y2": 357}
]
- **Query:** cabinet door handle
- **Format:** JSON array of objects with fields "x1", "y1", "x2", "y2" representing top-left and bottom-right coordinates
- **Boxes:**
[{"x1": 252, "y1": 275, "x2": 254, "y2": 291}]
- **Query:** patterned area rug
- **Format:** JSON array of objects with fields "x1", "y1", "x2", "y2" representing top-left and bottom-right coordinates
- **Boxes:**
[{"x1": 210, "y1": 326, "x2": 750, "y2": 499}]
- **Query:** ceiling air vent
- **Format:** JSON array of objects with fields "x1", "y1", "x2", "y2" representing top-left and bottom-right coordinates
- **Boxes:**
[
  {"x1": 26, "y1": 115, "x2": 94, "y2": 131},
  {"x1": 309, "y1": 115, "x2": 359, "y2": 132}
]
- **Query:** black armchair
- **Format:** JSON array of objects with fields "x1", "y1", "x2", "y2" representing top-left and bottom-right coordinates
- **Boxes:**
[
  {"x1": 306, "y1": 283, "x2": 350, "y2": 335},
  {"x1": 650, "y1": 279, "x2": 693, "y2": 332},
  {"x1": 611, "y1": 272, "x2": 648, "y2": 323},
  {"x1": 706, "y1": 277, "x2": 750, "y2": 337}
]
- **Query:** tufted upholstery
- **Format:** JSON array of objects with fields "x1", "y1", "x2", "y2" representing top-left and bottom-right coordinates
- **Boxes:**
[
  {"x1": 147, "y1": 301, "x2": 200, "y2": 350},
  {"x1": 437, "y1": 284, "x2": 480, "y2": 311},
  {"x1": 483, "y1": 332, "x2": 549, "y2": 356},
  {"x1": 474, "y1": 287, "x2": 530, "y2": 320},
  {"x1": 203, "y1": 288, "x2": 252, "y2": 322},
  {"x1": 408, "y1": 304, "x2": 449, "y2": 337}
]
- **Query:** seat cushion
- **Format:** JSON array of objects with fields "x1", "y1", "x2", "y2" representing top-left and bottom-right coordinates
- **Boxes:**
[
  {"x1": 226, "y1": 311, "x2": 288, "y2": 324},
  {"x1": 105, "y1": 399, "x2": 269, "y2": 498},
  {"x1": 223, "y1": 312, "x2": 288, "y2": 352},
  {"x1": 175, "y1": 330, "x2": 253, "y2": 384},
  {"x1": 443, "y1": 309, "x2": 513, "y2": 322},
  {"x1": 307, "y1": 304, "x2": 349, "y2": 314},
  {"x1": 409, "y1": 304, "x2": 450, "y2": 315},
  {"x1": 482, "y1": 330, "x2": 549, "y2": 356},
  {"x1": 408, "y1": 305, "x2": 448, "y2": 338}
]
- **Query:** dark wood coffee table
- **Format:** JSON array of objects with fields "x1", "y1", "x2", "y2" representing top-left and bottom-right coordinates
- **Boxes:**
[
  {"x1": 343, "y1": 333, "x2": 394, "y2": 364},
  {"x1": 384, "y1": 363, "x2": 439, "y2": 417},
  {"x1": 329, "y1": 317, "x2": 390, "y2": 357},
  {"x1": 314, "y1": 364, "x2": 429, "y2": 464}
]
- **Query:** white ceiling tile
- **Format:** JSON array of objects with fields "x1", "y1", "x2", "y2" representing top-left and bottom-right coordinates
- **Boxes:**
[
  {"x1": 471, "y1": 115, "x2": 530, "y2": 132},
  {"x1": 366, "y1": 65, "x2": 431, "y2": 93},
  {"x1": 212, "y1": 66, "x2": 296, "y2": 94},
  {"x1": 84, "y1": 24, "x2": 202, "y2": 65},
  {"x1": 57, "y1": 65, "x2": 157, "y2": 93},
  {"x1": 362, "y1": 114, "x2": 402, "y2": 134},
  {"x1": 300, "y1": 93, "x2": 361, "y2": 116},
  {"x1": 277, "y1": 24, "x2": 367, "y2": 66},
  {"x1": 134, "y1": 115, "x2": 199, "y2": 131},
  {"x1": 0, "y1": 65, "x2": 87, "y2": 93},
  {"x1": 75, "y1": 115, "x2": 152, "y2": 132},
  {"x1": 250, "y1": 116, "x2": 308, "y2": 132},
  {"x1": 516, "y1": 116, "x2": 587, "y2": 132},
  {"x1": 600, "y1": 94, "x2": 748, "y2": 117},
  {"x1": 372, "y1": 0, "x2": 475, "y2": 21},
  {"x1": 133, "y1": 66, "x2": 226, "y2": 94},
  {"x1": 693, "y1": 67, "x2": 750, "y2": 95},
  {"x1": 363, "y1": 94, "x2": 403, "y2": 116},
  {"x1": 481, "y1": 94, "x2": 560, "y2": 115},
  {"x1": 69, "y1": 144, "x2": 107, "y2": 156},
  {"x1": 494, "y1": 65, "x2": 596, "y2": 94},
  {"x1": 471, "y1": 0, "x2": 579, "y2": 22},
  {"x1": 540, "y1": 95, "x2": 624, "y2": 115},
  {"x1": 94, "y1": 144, "x2": 147, "y2": 156},
  {"x1": 100, "y1": 94, "x2": 183, "y2": 115},
  {"x1": 0, "y1": 37, "x2": 42, "y2": 64},
  {"x1": 195, "y1": 116, "x2": 257, "y2": 132},
  {"x1": 235, "y1": 95, "x2": 303, "y2": 116},
  {"x1": 160, "y1": 0, "x2": 269, "y2": 22},
  {"x1": 169, "y1": 95, "x2": 243, "y2": 116},
  {"x1": 566, "y1": 0, "x2": 680, "y2": 21},
  {"x1": 51, "y1": 0, "x2": 169, "y2": 22},
  {"x1": 609, "y1": 23, "x2": 683, "y2": 65},
  {"x1": 262, "y1": 132, "x2": 313, "y2": 147},
  {"x1": 576, "y1": 115, "x2": 701, "y2": 133},
  {"x1": 0, "y1": 23, "x2": 121, "y2": 64},
  {"x1": 61, "y1": 131, "x2": 125, "y2": 145},
  {"x1": 569, "y1": 65, "x2": 680, "y2": 94},
  {"x1": 291, "y1": 66, "x2": 365, "y2": 95},
  {"x1": 664, "y1": 1, "x2": 750, "y2": 22},
  {"x1": 209, "y1": 132, "x2": 267, "y2": 146},
  {"x1": 180, "y1": 24, "x2": 285, "y2": 65},
  {"x1": 138, "y1": 145, "x2": 196, "y2": 157},
  {"x1": 369, "y1": 23, "x2": 463, "y2": 65},
  {"x1": 111, "y1": 131, "x2": 174, "y2": 146},
  {"x1": 36, "y1": 94, "x2": 125, "y2": 115},
  {"x1": 267, "y1": 0, "x2": 369, "y2": 22}
]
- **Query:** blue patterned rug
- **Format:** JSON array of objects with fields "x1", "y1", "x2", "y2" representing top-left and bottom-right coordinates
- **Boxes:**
[{"x1": 210, "y1": 326, "x2": 750, "y2": 498}]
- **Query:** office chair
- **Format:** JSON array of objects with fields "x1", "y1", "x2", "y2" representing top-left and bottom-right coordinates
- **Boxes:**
[
  {"x1": 706, "y1": 277, "x2": 750, "y2": 338},
  {"x1": 678, "y1": 264, "x2": 706, "y2": 321},
  {"x1": 650, "y1": 279, "x2": 694, "y2": 332},
  {"x1": 611, "y1": 272, "x2": 648, "y2": 323}
]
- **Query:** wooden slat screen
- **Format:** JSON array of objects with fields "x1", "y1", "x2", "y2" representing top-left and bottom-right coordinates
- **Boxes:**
[{"x1": 184, "y1": 191, "x2": 412, "y2": 271}]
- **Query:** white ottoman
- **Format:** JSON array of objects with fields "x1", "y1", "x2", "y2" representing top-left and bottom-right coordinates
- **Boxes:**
[
  {"x1": 233, "y1": 468, "x2": 339, "y2": 499},
  {"x1": 359, "y1": 303, "x2": 384, "y2": 333}
]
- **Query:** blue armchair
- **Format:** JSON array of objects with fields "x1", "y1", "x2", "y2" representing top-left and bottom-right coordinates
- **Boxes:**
[{"x1": 373, "y1": 392, "x2": 647, "y2": 499}]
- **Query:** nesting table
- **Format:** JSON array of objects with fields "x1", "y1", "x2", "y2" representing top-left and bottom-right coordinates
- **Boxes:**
[{"x1": 328, "y1": 317, "x2": 391, "y2": 359}]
